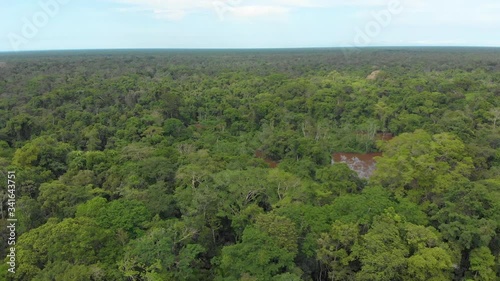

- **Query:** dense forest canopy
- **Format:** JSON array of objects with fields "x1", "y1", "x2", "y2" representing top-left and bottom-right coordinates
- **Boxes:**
[{"x1": 1, "y1": 47, "x2": 500, "y2": 280}]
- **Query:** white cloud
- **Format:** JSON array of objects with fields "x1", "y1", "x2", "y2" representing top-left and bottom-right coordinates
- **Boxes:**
[
  {"x1": 110, "y1": 0, "x2": 500, "y2": 28},
  {"x1": 397, "y1": 0, "x2": 500, "y2": 27},
  {"x1": 228, "y1": 6, "x2": 289, "y2": 18},
  {"x1": 110, "y1": 0, "x2": 395, "y2": 21},
  {"x1": 153, "y1": 9, "x2": 186, "y2": 20},
  {"x1": 113, "y1": 0, "x2": 212, "y2": 20}
]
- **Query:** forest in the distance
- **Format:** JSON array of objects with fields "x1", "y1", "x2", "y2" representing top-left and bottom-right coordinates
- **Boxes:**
[{"x1": 0, "y1": 47, "x2": 500, "y2": 280}]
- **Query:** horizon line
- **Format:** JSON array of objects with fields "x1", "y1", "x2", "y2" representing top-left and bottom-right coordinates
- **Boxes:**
[{"x1": 2, "y1": 45, "x2": 500, "y2": 54}]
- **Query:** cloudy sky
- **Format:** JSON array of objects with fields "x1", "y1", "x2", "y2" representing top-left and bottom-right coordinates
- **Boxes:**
[{"x1": 1, "y1": 0, "x2": 500, "y2": 51}]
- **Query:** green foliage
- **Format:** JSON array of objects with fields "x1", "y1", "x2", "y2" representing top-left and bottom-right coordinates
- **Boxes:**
[
  {"x1": 2, "y1": 49, "x2": 500, "y2": 280},
  {"x1": 469, "y1": 247, "x2": 496, "y2": 280},
  {"x1": 38, "y1": 180, "x2": 92, "y2": 218},
  {"x1": 406, "y1": 247, "x2": 453, "y2": 281},
  {"x1": 315, "y1": 163, "x2": 364, "y2": 201},
  {"x1": 16, "y1": 196, "x2": 45, "y2": 235},
  {"x1": 217, "y1": 214, "x2": 300, "y2": 281},
  {"x1": 404, "y1": 224, "x2": 454, "y2": 280},
  {"x1": 432, "y1": 182, "x2": 499, "y2": 251},
  {"x1": 13, "y1": 136, "x2": 71, "y2": 177},
  {"x1": 353, "y1": 209, "x2": 409, "y2": 281},
  {"x1": 317, "y1": 221, "x2": 359, "y2": 280},
  {"x1": 119, "y1": 222, "x2": 205, "y2": 281},
  {"x1": 76, "y1": 198, "x2": 152, "y2": 239},
  {"x1": 372, "y1": 130, "x2": 474, "y2": 203},
  {"x1": 14, "y1": 217, "x2": 121, "y2": 281}
]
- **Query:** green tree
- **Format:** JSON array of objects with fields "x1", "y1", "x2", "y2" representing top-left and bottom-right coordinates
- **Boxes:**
[
  {"x1": 76, "y1": 197, "x2": 152, "y2": 240},
  {"x1": 317, "y1": 221, "x2": 359, "y2": 280},
  {"x1": 38, "y1": 180, "x2": 92, "y2": 219},
  {"x1": 404, "y1": 224, "x2": 454, "y2": 281},
  {"x1": 315, "y1": 163, "x2": 364, "y2": 200},
  {"x1": 217, "y1": 213, "x2": 300, "y2": 281},
  {"x1": 353, "y1": 209, "x2": 408, "y2": 281},
  {"x1": 372, "y1": 130, "x2": 474, "y2": 203},
  {"x1": 12, "y1": 136, "x2": 71, "y2": 177},
  {"x1": 119, "y1": 222, "x2": 205, "y2": 281},
  {"x1": 468, "y1": 246, "x2": 496, "y2": 281},
  {"x1": 14, "y1": 217, "x2": 121, "y2": 280}
]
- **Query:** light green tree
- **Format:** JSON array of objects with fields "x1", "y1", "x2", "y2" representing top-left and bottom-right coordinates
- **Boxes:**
[{"x1": 353, "y1": 208, "x2": 408, "y2": 281}]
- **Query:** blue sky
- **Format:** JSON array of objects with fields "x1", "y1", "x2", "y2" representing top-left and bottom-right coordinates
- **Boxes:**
[{"x1": 1, "y1": 0, "x2": 500, "y2": 51}]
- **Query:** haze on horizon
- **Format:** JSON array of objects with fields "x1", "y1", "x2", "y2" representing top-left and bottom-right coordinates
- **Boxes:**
[{"x1": 1, "y1": 0, "x2": 500, "y2": 52}]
